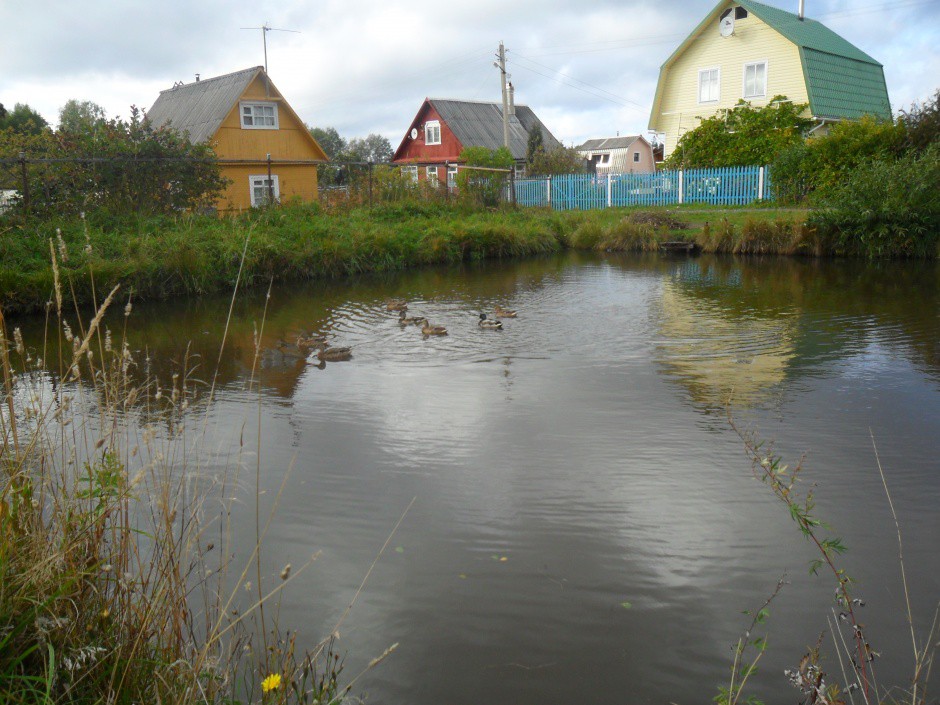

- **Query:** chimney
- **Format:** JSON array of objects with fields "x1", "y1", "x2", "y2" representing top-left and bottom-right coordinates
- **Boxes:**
[
  {"x1": 195, "y1": 73, "x2": 201, "y2": 82},
  {"x1": 798, "y1": 0, "x2": 804, "y2": 19},
  {"x1": 508, "y1": 82, "x2": 515, "y2": 116}
]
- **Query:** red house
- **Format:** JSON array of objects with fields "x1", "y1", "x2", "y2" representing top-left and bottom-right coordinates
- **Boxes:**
[{"x1": 392, "y1": 97, "x2": 562, "y2": 186}]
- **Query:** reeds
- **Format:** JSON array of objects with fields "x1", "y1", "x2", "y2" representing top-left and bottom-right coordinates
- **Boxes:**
[{"x1": 0, "y1": 241, "x2": 353, "y2": 703}]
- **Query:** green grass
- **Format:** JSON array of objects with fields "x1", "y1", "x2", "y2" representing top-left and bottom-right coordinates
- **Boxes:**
[{"x1": 0, "y1": 199, "x2": 912, "y2": 316}]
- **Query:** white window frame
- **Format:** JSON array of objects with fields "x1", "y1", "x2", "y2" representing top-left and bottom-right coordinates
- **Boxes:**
[
  {"x1": 633, "y1": 152, "x2": 641, "y2": 163},
  {"x1": 424, "y1": 120, "x2": 441, "y2": 145},
  {"x1": 240, "y1": 101, "x2": 279, "y2": 130},
  {"x1": 401, "y1": 165, "x2": 418, "y2": 183},
  {"x1": 249, "y1": 174, "x2": 279, "y2": 207},
  {"x1": 698, "y1": 67, "x2": 721, "y2": 104},
  {"x1": 743, "y1": 60, "x2": 768, "y2": 99},
  {"x1": 595, "y1": 153, "x2": 610, "y2": 166},
  {"x1": 447, "y1": 164, "x2": 458, "y2": 187},
  {"x1": 514, "y1": 163, "x2": 526, "y2": 178},
  {"x1": 426, "y1": 166, "x2": 439, "y2": 184}
]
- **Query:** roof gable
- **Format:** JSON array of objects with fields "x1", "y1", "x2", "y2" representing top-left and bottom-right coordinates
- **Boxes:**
[
  {"x1": 147, "y1": 67, "x2": 262, "y2": 144},
  {"x1": 396, "y1": 98, "x2": 562, "y2": 161}
]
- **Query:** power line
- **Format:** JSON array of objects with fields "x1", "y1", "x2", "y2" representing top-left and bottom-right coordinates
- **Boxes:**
[{"x1": 511, "y1": 52, "x2": 644, "y2": 107}]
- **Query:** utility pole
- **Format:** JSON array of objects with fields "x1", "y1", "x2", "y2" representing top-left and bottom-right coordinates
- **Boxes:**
[{"x1": 495, "y1": 41, "x2": 510, "y2": 150}]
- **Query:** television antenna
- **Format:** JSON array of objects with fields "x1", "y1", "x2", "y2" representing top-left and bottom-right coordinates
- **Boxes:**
[{"x1": 240, "y1": 23, "x2": 300, "y2": 73}]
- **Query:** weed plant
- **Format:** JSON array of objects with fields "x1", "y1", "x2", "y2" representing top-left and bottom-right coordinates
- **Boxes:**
[{"x1": 0, "y1": 238, "x2": 383, "y2": 703}]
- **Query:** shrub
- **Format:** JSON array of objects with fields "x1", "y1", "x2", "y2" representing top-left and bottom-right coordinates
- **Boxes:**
[{"x1": 809, "y1": 144, "x2": 940, "y2": 258}]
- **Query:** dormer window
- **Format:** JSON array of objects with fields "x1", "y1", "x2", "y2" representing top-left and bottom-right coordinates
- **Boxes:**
[
  {"x1": 241, "y1": 102, "x2": 278, "y2": 129},
  {"x1": 425, "y1": 120, "x2": 441, "y2": 145},
  {"x1": 734, "y1": 6, "x2": 748, "y2": 19}
]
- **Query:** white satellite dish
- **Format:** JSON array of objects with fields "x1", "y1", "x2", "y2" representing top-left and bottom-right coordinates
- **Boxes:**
[
  {"x1": 410, "y1": 128, "x2": 418, "y2": 139},
  {"x1": 719, "y1": 9, "x2": 735, "y2": 36}
]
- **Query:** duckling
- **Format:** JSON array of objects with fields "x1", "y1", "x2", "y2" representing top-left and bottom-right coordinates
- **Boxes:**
[
  {"x1": 398, "y1": 310, "x2": 427, "y2": 326},
  {"x1": 386, "y1": 299, "x2": 408, "y2": 312},
  {"x1": 478, "y1": 313, "x2": 503, "y2": 330},
  {"x1": 421, "y1": 321, "x2": 448, "y2": 336},
  {"x1": 494, "y1": 305, "x2": 517, "y2": 318},
  {"x1": 316, "y1": 343, "x2": 353, "y2": 362}
]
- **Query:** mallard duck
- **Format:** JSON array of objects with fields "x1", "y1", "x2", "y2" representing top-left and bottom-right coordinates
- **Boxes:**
[
  {"x1": 294, "y1": 334, "x2": 328, "y2": 350},
  {"x1": 316, "y1": 343, "x2": 352, "y2": 362},
  {"x1": 478, "y1": 313, "x2": 503, "y2": 330},
  {"x1": 386, "y1": 299, "x2": 408, "y2": 312},
  {"x1": 421, "y1": 321, "x2": 448, "y2": 336},
  {"x1": 398, "y1": 311, "x2": 427, "y2": 326},
  {"x1": 494, "y1": 305, "x2": 517, "y2": 318}
]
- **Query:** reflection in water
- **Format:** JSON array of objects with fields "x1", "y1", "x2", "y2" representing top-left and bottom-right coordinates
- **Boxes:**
[{"x1": 7, "y1": 252, "x2": 940, "y2": 705}]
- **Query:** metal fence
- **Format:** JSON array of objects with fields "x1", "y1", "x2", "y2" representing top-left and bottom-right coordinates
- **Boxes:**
[{"x1": 515, "y1": 165, "x2": 770, "y2": 210}]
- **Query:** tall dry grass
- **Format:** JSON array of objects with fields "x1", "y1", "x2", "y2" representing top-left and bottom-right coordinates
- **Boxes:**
[{"x1": 0, "y1": 238, "x2": 363, "y2": 704}]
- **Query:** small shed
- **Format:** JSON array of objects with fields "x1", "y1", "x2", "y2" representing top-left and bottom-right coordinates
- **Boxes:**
[{"x1": 577, "y1": 135, "x2": 656, "y2": 174}]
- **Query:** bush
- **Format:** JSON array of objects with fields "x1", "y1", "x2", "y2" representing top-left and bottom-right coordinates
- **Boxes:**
[{"x1": 809, "y1": 144, "x2": 940, "y2": 258}]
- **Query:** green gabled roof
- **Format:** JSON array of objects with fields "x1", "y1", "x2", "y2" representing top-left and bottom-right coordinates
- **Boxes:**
[
  {"x1": 649, "y1": 0, "x2": 892, "y2": 128},
  {"x1": 734, "y1": 0, "x2": 880, "y2": 65}
]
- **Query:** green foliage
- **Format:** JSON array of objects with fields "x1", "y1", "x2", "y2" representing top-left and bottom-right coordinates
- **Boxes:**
[
  {"x1": 57, "y1": 99, "x2": 107, "y2": 133},
  {"x1": 307, "y1": 125, "x2": 346, "y2": 160},
  {"x1": 345, "y1": 133, "x2": 393, "y2": 163},
  {"x1": 457, "y1": 146, "x2": 513, "y2": 207},
  {"x1": 664, "y1": 97, "x2": 813, "y2": 169},
  {"x1": 0, "y1": 103, "x2": 49, "y2": 135},
  {"x1": 526, "y1": 127, "x2": 544, "y2": 164},
  {"x1": 809, "y1": 143, "x2": 940, "y2": 258},
  {"x1": 898, "y1": 88, "x2": 940, "y2": 154},
  {"x1": 1, "y1": 105, "x2": 226, "y2": 218},
  {"x1": 527, "y1": 145, "x2": 585, "y2": 176}
]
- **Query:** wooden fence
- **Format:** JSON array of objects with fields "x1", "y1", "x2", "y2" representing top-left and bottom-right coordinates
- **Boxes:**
[{"x1": 514, "y1": 166, "x2": 771, "y2": 210}]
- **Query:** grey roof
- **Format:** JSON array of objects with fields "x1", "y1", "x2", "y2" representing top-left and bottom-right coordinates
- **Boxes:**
[
  {"x1": 428, "y1": 98, "x2": 562, "y2": 160},
  {"x1": 577, "y1": 136, "x2": 641, "y2": 151},
  {"x1": 146, "y1": 66, "x2": 263, "y2": 144}
]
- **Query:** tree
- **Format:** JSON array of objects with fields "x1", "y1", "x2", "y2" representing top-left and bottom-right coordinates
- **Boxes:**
[
  {"x1": 526, "y1": 127, "x2": 544, "y2": 164},
  {"x1": 899, "y1": 88, "x2": 940, "y2": 153},
  {"x1": 527, "y1": 145, "x2": 585, "y2": 176},
  {"x1": 307, "y1": 126, "x2": 346, "y2": 160},
  {"x1": 58, "y1": 99, "x2": 108, "y2": 133},
  {"x1": 664, "y1": 96, "x2": 814, "y2": 169},
  {"x1": 0, "y1": 103, "x2": 49, "y2": 135},
  {"x1": 457, "y1": 146, "x2": 513, "y2": 206},
  {"x1": 344, "y1": 133, "x2": 393, "y2": 164}
]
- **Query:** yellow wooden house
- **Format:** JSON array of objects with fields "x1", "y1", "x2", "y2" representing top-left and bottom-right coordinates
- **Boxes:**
[
  {"x1": 147, "y1": 66, "x2": 327, "y2": 212},
  {"x1": 649, "y1": 0, "x2": 891, "y2": 158}
]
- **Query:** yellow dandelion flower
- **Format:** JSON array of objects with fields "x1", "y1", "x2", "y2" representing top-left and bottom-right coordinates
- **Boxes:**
[{"x1": 261, "y1": 673, "x2": 282, "y2": 693}]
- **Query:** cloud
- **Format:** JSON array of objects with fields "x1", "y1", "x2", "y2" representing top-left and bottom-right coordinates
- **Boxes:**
[{"x1": 2, "y1": 0, "x2": 936, "y2": 142}]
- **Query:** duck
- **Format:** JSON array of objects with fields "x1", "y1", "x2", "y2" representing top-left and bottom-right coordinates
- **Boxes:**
[
  {"x1": 421, "y1": 321, "x2": 448, "y2": 336},
  {"x1": 398, "y1": 311, "x2": 427, "y2": 326},
  {"x1": 494, "y1": 305, "x2": 517, "y2": 318},
  {"x1": 294, "y1": 334, "x2": 328, "y2": 350},
  {"x1": 386, "y1": 299, "x2": 408, "y2": 312},
  {"x1": 478, "y1": 313, "x2": 503, "y2": 330},
  {"x1": 316, "y1": 343, "x2": 353, "y2": 362}
]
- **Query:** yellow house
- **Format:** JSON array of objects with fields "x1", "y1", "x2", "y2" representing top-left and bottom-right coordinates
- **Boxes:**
[
  {"x1": 147, "y1": 66, "x2": 327, "y2": 212},
  {"x1": 649, "y1": 0, "x2": 891, "y2": 158}
]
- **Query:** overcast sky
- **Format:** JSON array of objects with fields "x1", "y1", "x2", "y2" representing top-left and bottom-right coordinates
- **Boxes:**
[{"x1": 2, "y1": 0, "x2": 937, "y2": 148}]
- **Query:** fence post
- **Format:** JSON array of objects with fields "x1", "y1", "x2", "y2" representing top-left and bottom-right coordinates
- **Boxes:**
[
  {"x1": 18, "y1": 152, "x2": 30, "y2": 215},
  {"x1": 758, "y1": 166, "x2": 765, "y2": 201},
  {"x1": 368, "y1": 161, "x2": 374, "y2": 207},
  {"x1": 266, "y1": 153, "x2": 273, "y2": 206},
  {"x1": 678, "y1": 170, "x2": 684, "y2": 205},
  {"x1": 510, "y1": 167, "x2": 516, "y2": 207},
  {"x1": 547, "y1": 176, "x2": 551, "y2": 206},
  {"x1": 607, "y1": 173, "x2": 612, "y2": 208}
]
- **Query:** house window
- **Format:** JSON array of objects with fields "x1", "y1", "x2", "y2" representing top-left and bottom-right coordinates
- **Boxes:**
[
  {"x1": 699, "y1": 68, "x2": 720, "y2": 103},
  {"x1": 240, "y1": 102, "x2": 278, "y2": 129},
  {"x1": 595, "y1": 154, "x2": 610, "y2": 166},
  {"x1": 425, "y1": 120, "x2": 441, "y2": 145},
  {"x1": 514, "y1": 163, "x2": 526, "y2": 178},
  {"x1": 734, "y1": 6, "x2": 748, "y2": 19},
  {"x1": 743, "y1": 61, "x2": 767, "y2": 99},
  {"x1": 447, "y1": 164, "x2": 458, "y2": 187},
  {"x1": 633, "y1": 152, "x2": 640, "y2": 162},
  {"x1": 401, "y1": 165, "x2": 418, "y2": 183},
  {"x1": 426, "y1": 166, "x2": 439, "y2": 184},
  {"x1": 249, "y1": 174, "x2": 279, "y2": 207}
]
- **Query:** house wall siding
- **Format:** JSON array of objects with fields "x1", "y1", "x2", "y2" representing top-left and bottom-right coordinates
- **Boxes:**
[
  {"x1": 212, "y1": 75, "x2": 324, "y2": 210},
  {"x1": 653, "y1": 9, "x2": 808, "y2": 158},
  {"x1": 393, "y1": 104, "x2": 464, "y2": 165}
]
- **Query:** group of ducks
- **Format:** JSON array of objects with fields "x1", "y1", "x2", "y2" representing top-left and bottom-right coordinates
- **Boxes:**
[
  {"x1": 277, "y1": 298, "x2": 519, "y2": 366},
  {"x1": 386, "y1": 299, "x2": 517, "y2": 336}
]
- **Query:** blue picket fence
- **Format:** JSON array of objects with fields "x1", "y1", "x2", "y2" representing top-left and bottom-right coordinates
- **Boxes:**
[{"x1": 514, "y1": 165, "x2": 769, "y2": 210}]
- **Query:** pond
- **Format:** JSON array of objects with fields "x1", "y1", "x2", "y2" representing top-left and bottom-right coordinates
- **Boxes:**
[{"x1": 9, "y1": 251, "x2": 940, "y2": 704}]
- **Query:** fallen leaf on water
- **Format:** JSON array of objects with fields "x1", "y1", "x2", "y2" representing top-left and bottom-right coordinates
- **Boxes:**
[
  {"x1": 499, "y1": 556, "x2": 508, "y2": 562},
  {"x1": 394, "y1": 546, "x2": 404, "y2": 554},
  {"x1": 621, "y1": 601, "x2": 632, "y2": 609},
  {"x1": 458, "y1": 574, "x2": 467, "y2": 579}
]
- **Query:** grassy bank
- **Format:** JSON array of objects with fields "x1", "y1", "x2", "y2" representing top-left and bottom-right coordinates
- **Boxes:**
[{"x1": 2, "y1": 199, "x2": 929, "y2": 316}]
